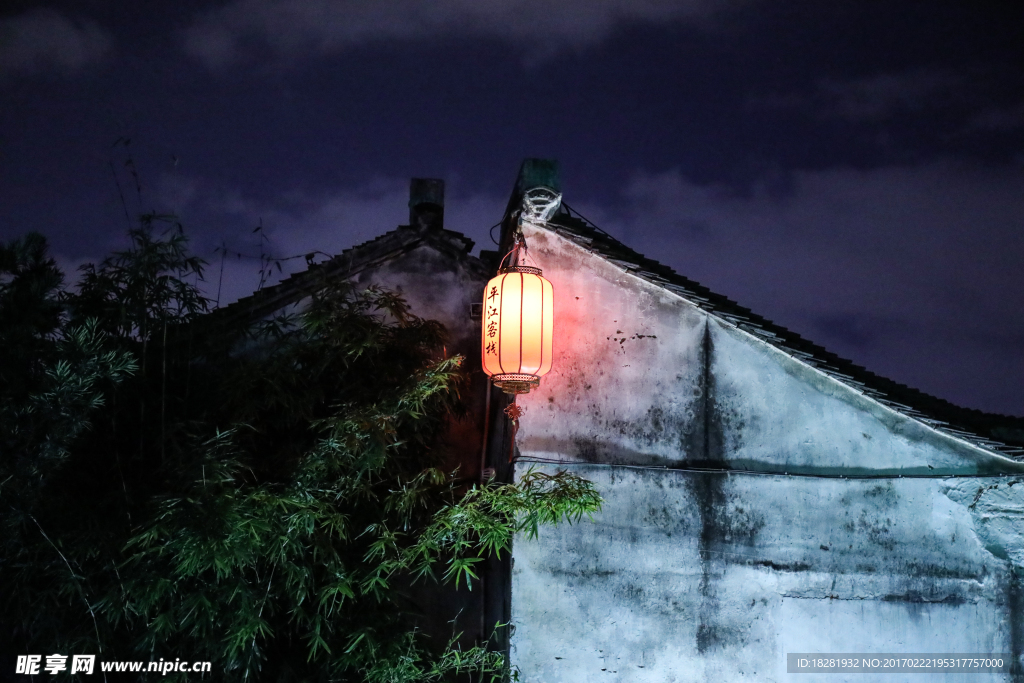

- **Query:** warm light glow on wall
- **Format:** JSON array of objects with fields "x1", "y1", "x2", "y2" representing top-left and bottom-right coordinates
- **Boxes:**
[{"x1": 482, "y1": 265, "x2": 553, "y2": 394}]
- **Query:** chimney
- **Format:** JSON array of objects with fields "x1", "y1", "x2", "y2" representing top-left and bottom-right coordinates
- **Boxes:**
[
  {"x1": 409, "y1": 178, "x2": 444, "y2": 230},
  {"x1": 514, "y1": 158, "x2": 560, "y2": 197}
]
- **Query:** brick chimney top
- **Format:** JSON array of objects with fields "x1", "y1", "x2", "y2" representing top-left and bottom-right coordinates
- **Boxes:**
[{"x1": 409, "y1": 178, "x2": 444, "y2": 230}]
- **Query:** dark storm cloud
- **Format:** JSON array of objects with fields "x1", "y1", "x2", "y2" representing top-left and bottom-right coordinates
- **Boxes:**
[
  {"x1": 181, "y1": 0, "x2": 737, "y2": 68},
  {"x1": 612, "y1": 161, "x2": 1024, "y2": 323},
  {"x1": 816, "y1": 69, "x2": 965, "y2": 122},
  {"x1": 0, "y1": 8, "x2": 112, "y2": 77},
  {"x1": 749, "y1": 68, "x2": 966, "y2": 122},
  {"x1": 968, "y1": 102, "x2": 1024, "y2": 132},
  {"x1": 743, "y1": 62, "x2": 1023, "y2": 166}
]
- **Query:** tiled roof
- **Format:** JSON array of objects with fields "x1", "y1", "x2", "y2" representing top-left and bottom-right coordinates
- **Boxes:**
[
  {"x1": 196, "y1": 223, "x2": 486, "y2": 333},
  {"x1": 543, "y1": 204, "x2": 1024, "y2": 461}
]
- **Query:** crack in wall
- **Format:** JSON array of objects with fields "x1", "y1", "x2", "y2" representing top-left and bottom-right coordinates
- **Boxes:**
[
  {"x1": 781, "y1": 593, "x2": 963, "y2": 603},
  {"x1": 702, "y1": 316, "x2": 711, "y2": 464},
  {"x1": 781, "y1": 594, "x2": 877, "y2": 601},
  {"x1": 1009, "y1": 572, "x2": 1023, "y2": 679}
]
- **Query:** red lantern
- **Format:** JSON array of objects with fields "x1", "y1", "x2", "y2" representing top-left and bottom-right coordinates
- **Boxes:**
[{"x1": 481, "y1": 264, "x2": 554, "y2": 394}]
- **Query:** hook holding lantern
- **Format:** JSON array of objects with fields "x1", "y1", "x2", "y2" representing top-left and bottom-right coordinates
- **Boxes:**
[{"x1": 520, "y1": 187, "x2": 562, "y2": 226}]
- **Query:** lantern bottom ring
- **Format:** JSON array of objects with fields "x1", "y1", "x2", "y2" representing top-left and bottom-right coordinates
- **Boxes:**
[{"x1": 490, "y1": 373, "x2": 540, "y2": 395}]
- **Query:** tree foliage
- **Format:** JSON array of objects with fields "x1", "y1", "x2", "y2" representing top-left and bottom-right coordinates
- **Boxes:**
[{"x1": 0, "y1": 219, "x2": 601, "y2": 681}]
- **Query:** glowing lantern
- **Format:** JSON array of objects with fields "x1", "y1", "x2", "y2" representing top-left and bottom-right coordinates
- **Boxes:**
[
  {"x1": 483, "y1": 185, "x2": 561, "y2": 395},
  {"x1": 481, "y1": 264, "x2": 554, "y2": 394}
]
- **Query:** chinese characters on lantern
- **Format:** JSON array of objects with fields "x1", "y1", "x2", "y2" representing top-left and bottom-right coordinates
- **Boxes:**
[{"x1": 485, "y1": 286, "x2": 499, "y2": 356}]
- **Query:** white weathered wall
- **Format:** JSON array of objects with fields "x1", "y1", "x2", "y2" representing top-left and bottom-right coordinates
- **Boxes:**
[
  {"x1": 349, "y1": 241, "x2": 486, "y2": 351},
  {"x1": 510, "y1": 225, "x2": 1024, "y2": 682}
]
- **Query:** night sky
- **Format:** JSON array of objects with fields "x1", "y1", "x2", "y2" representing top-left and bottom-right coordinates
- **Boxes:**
[{"x1": 1, "y1": 1, "x2": 1022, "y2": 416}]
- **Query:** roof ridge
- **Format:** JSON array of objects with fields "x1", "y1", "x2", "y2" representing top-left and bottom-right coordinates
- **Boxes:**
[{"x1": 198, "y1": 223, "x2": 486, "y2": 330}]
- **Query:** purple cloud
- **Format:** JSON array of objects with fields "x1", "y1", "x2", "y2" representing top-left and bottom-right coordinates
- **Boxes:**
[
  {"x1": 0, "y1": 9, "x2": 111, "y2": 77},
  {"x1": 182, "y1": 0, "x2": 736, "y2": 68}
]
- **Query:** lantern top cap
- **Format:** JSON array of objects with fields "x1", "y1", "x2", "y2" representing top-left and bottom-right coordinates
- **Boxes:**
[{"x1": 498, "y1": 264, "x2": 543, "y2": 276}]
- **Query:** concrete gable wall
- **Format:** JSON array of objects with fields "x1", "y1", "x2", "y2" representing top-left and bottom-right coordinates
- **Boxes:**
[
  {"x1": 710, "y1": 319, "x2": 1009, "y2": 475},
  {"x1": 510, "y1": 225, "x2": 1024, "y2": 682},
  {"x1": 348, "y1": 241, "x2": 487, "y2": 351},
  {"x1": 517, "y1": 224, "x2": 1018, "y2": 475},
  {"x1": 517, "y1": 226, "x2": 706, "y2": 466}
]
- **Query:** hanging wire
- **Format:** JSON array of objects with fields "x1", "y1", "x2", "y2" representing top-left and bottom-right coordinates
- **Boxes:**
[
  {"x1": 560, "y1": 200, "x2": 617, "y2": 240},
  {"x1": 215, "y1": 240, "x2": 226, "y2": 308},
  {"x1": 207, "y1": 245, "x2": 335, "y2": 265},
  {"x1": 488, "y1": 220, "x2": 503, "y2": 246},
  {"x1": 205, "y1": 241, "x2": 337, "y2": 306},
  {"x1": 496, "y1": 243, "x2": 520, "y2": 272}
]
